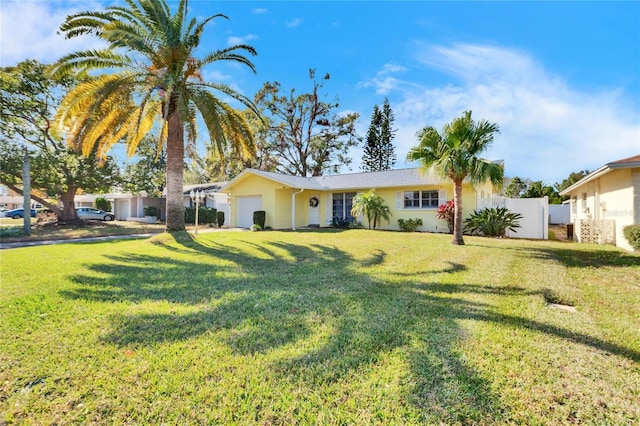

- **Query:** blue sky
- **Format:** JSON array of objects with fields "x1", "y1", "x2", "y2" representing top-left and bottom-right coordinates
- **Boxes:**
[{"x1": 2, "y1": 0, "x2": 639, "y2": 184}]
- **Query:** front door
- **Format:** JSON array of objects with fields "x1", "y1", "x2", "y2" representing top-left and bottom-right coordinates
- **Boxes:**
[{"x1": 308, "y1": 195, "x2": 320, "y2": 226}]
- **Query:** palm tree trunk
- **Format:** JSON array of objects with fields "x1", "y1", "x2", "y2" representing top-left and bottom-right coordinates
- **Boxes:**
[
  {"x1": 165, "y1": 109, "x2": 186, "y2": 232},
  {"x1": 452, "y1": 180, "x2": 465, "y2": 245}
]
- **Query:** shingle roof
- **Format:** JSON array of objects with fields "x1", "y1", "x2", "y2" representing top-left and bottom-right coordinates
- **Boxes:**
[
  {"x1": 608, "y1": 154, "x2": 640, "y2": 166},
  {"x1": 315, "y1": 168, "x2": 446, "y2": 190},
  {"x1": 222, "y1": 167, "x2": 448, "y2": 192}
]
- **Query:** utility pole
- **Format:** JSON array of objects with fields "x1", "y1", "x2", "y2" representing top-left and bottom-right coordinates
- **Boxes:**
[{"x1": 22, "y1": 150, "x2": 31, "y2": 235}]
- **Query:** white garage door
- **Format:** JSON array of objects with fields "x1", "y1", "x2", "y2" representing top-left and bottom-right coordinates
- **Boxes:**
[
  {"x1": 114, "y1": 199, "x2": 129, "y2": 221},
  {"x1": 236, "y1": 196, "x2": 262, "y2": 228}
]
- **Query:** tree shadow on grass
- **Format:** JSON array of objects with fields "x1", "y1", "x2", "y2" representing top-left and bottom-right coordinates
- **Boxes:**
[
  {"x1": 470, "y1": 241, "x2": 640, "y2": 269},
  {"x1": 531, "y1": 245, "x2": 640, "y2": 269},
  {"x1": 60, "y1": 233, "x2": 640, "y2": 422}
]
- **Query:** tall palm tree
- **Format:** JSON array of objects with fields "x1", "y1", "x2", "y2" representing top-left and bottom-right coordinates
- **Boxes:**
[
  {"x1": 351, "y1": 190, "x2": 392, "y2": 230},
  {"x1": 407, "y1": 111, "x2": 503, "y2": 245},
  {"x1": 50, "y1": 0, "x2": 258, "y2": 231}
]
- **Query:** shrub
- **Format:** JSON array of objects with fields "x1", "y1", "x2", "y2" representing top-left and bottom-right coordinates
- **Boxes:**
[
  {"x1": 95, "y1": 197, "x2": 111, "y2": 212},
  {"x1": 464, "y1": 207, "x2": 523, "y2": 237},
  {"x1": 143, "y1": 205, "x2": 158, "y2": 217},
  {"x1": 185, "y1": 207, "x2": 216, "y2": 224},
  {"x1": 623, "y1": 224, "x2": 640, "y2": 251},
  {"x1": 250, "y1": 224, "x2": 262, "y2": 232},
  {"x1": 398, "y1": 218, "x2": 423, "y2": 232},
  {"x1": 0, "y1": 227, "x2": 24, "y2": 238},
  {"x1": 435, "y1": 200, "x2": 455, "y2": 234},
  {"x1": 331, "y1": 217, "x2": 352, "y2": 229},
  {"x1": 253, "y1": 210, "x2": 266, "y2": 229},
  {"x1": 216, "y1": 211, "x2": 225, "y2": 228}
]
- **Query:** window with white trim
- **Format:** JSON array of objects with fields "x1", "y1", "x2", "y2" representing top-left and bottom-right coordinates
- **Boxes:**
[
  {"x1": 404, "y1": 190, "x2": 439, "y2": 208},
  {"x1": 332, "y1": 192, "x2": 356, "y2": 220}
]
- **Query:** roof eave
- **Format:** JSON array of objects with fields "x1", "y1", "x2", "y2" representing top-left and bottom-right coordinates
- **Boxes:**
[
  {"x1": 559, "y1": 165, "x2": 609, "y2": 196},
  {"x1": 559, "y1": 159, "x2": 640, "y2": 196}
]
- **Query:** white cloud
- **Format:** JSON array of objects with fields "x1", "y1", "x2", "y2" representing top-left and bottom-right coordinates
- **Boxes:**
[
  {"x1": 384, "y1": 43, "x2": 639, "y2": 183},
  {"x1": 286, "y1": 18, "x2": 302, "y2": 28},
  {"x1": 360, "y1": 63, "x2": 410, "y2": 95},
  {"x1": 227, "y1": 34, "x2": 258, "y2": 46},
  {"x1": 252, "y1": 8, "x2": 268, "y2": 14},
  {"x1": 0, "y1": 1, "x2": 106, "y2": 65}
]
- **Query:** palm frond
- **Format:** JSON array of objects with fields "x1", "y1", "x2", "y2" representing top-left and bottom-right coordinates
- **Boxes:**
[
  {"x1": 50, "y1": 49, "x2": 132, "y2": 78},
  {"x1": 190, "y1": 80, "x2": 259, "y2": 116},
  {"x1": 199, "y1": 45, "x2": 258, "y2": 74}
]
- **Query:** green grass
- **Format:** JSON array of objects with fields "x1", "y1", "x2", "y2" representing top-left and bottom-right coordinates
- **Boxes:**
[{"x1": 1, "y1": 230, "x2": 639, "y2": 424}]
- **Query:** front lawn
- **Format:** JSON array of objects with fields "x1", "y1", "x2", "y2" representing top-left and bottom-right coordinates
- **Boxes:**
[
  {"x1": 0, "y1": 218, "x2": 165, "y2": 243},
  {"x1": 1, "y1": 230, "x2": 638, "y2": 424}
]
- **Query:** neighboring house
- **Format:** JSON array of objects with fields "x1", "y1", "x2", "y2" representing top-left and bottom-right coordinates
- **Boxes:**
[
  {"x1": 0, "y1": 196, "x2": 42, "y2": 210},
  {"x1": 67, "y1": 183, "x2": 231, "y2": 224},
  {"x1": 220, "y1": 168, "x2": 499, "y2": 231},
  {"x1": 75, "y1": 192, "x2": 157, "y2": 221},
  {"x1": 0, "y1": 188, "x2": 43, "y2": 209},
  {"x1": 559, "y1": 154, "x2": 640, "y2": 251}
]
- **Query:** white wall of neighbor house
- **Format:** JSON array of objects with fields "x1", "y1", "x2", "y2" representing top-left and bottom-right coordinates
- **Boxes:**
[
  {"x1": 565, "y1": 168, "x2": 637, "y2": 251},
  {"x1": 210, "y1": 193, "x2": 230, "y2": 226},
  {"x1": 599, "y1": 169, "x2": 636, "y2": 251}
]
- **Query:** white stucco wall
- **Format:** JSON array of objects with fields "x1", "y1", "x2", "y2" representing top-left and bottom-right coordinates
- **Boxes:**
[{"x1": 565, "y1": 168, "x2": 638, "y2": 251}]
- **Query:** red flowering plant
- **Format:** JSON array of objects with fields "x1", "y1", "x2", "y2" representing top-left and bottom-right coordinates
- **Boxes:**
[{"x1": 436, "y1": 200, "x2": 455, "y2": 234}]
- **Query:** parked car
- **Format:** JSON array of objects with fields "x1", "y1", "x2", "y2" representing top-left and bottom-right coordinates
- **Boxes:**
[
  {"x1": 76, "y1": 207, "x2": 115, "y2": 221},
  {"x1": 4, "y1": 208, "x2": 37, "y2": 219}
]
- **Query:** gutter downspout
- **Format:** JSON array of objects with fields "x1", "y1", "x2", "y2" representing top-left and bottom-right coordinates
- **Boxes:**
[{"x1": 292, "y1": 188, "x2": 304, "y2": 230}]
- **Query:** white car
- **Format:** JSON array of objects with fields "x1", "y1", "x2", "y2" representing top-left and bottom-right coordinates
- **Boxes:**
[{"x1": 76, "y1": 207, "x2": 115, "y2": 221}]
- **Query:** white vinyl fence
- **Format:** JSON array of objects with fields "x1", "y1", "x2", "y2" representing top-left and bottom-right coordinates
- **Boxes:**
[
  {"x1": 549, "y1": 204, "x2": 571, "y2": 224},
  {"x1": 477, "y1": 196, "x2": 549, "y2": 239}
]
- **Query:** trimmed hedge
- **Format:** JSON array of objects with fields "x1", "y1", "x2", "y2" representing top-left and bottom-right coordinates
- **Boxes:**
[
  {"x1": 253, "y1": 210, "x2": 266, "y2": 229},
  {"x1": 185, "y1": 207, "x2": 216, "y2": 224},
  {"x1": 623, "y1": 224, "x2": 640, "y2": 251},
  {"x1": 143, "y1": 205, "x2": 158, "y2": 217},
  {"x1": 398, "y1": 218, "x2": 423, "y2": 232}
]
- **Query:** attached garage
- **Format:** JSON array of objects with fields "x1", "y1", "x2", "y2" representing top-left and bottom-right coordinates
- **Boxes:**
[
  {"x1": 114, "y1": 198, "x2": 130, "y2": 221},
  {"x1": 236, "y1": 195, "x2": 262, "y2": 228}
]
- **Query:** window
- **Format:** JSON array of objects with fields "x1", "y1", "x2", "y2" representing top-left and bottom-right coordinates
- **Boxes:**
[
  {"x1": 332, "y1": 192, "x2": 356, "y2": 221},
  {"x1": 404, "y1": 190, "x2": 439, "y2": 209}
]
